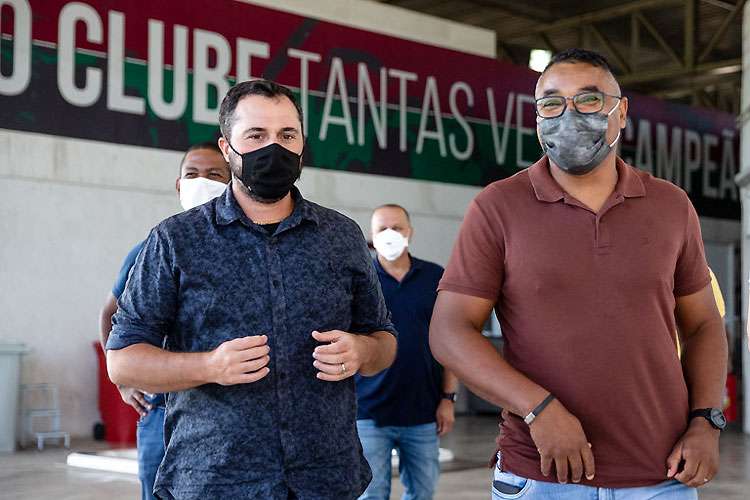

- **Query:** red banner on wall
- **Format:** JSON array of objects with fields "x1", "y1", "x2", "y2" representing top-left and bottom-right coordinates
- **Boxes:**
[{"x1": 0, "y1": 0, "x2": 739, "y2": 219}]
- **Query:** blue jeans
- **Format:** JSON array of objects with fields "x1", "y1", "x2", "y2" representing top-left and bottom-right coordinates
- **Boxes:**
[
  {"x1": 492, "y1": 468, "x2": 698, "y2": 500},
  {"x1": 357, "y1": 419, "x2": 440, "y2": 500},
  {"x1": 136, "y1": 406, "x2": 166, "y2": 500}
]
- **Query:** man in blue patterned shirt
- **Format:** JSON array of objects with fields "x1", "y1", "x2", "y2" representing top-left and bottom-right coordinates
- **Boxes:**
[{"x1": 106, "y1": 80, "x2": 398, "y2": 499}]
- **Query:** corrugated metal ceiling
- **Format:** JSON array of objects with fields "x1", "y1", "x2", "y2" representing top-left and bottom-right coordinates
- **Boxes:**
[{"x1": 376, "y1": 0, "x2": 743, "y2": 113}]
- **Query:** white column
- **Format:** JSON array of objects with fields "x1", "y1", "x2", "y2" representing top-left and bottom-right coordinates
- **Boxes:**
[{"x1": 737, "y1": 1, "x2": 750, "y2": 434}]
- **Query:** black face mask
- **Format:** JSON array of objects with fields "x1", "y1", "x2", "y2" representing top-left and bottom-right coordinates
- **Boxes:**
[{"x1": 226, "y1": 142, "x2": 302, "y2": 201}]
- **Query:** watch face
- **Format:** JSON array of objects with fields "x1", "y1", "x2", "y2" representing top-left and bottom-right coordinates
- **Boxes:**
[{"x1": 710, "y1": 408, "x2": 727, "y2": 429}]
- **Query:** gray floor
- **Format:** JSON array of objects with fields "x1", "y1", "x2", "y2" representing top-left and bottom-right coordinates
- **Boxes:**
[{"x1": 1, "y1": 416, "x2": 748, "y2": 499}]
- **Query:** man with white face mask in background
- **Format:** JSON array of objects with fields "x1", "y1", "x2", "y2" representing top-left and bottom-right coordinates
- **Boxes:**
[
  {"x1": 357, "y1": 204, "x2": 458, "y2": 500},
  {"x1": 98, "y1": 141, "x2": 230, "y2": 500}
]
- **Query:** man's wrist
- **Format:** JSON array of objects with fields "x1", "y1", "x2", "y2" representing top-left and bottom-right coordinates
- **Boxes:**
[
  {"x1": 200, "y1": 351, "x2": 217, "y2": 385},
  {"x1": 441, "y1": 392, "x2": 457, "y2": 403},
  {"x1": 688, "y1": 415, "x2": 721, "y2": 434},
  {"x1": 357, "y1": 333, "x2": 377, "y2": 369},
  {"x1": 524, "y1": 393, "x2": 556, "y2": 425},
  {"x1": 689, "y1": 407, "x2": 727, "y2": 431}
]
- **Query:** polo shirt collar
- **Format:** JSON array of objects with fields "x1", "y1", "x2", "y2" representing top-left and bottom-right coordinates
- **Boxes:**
[
  {"x1": 216, "y1": 185, "x2": 319, "y2": 227},
  {"x1": 528, "y1": 156, "x2": 564, "y2": 202},
  {"x1": 528, "y1": 155, "x2": 646, "y2": 203},
  {"x1": 615, "y1": 157, "x2": 646, "y2": 198},
  {"x1": 374, "y1": 254, "x2": 421, "y2": 281}
]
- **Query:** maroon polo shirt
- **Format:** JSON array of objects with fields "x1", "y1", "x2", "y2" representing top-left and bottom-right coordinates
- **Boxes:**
[{"x1": 439, "y1": 156, "x2": 710, "y2": 488}]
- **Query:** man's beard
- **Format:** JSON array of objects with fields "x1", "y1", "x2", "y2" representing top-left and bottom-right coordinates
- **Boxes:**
[
  {"x1": 248, "y1": 189, "x2": 287, "y2": 205},
  {"x1": 229, "y1": 158, "x2": 288, "y2": 205}
]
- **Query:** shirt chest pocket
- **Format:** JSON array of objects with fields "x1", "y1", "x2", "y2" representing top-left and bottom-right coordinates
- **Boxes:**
[
  {"x1": 290, "y1": 257, "x2": 354, "y2": 332},
  {"x1": 175, "y1": 266, "x2": 266, "y2": 351}
]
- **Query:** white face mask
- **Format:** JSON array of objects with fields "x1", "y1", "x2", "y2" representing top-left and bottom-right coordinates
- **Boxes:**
[
  {"x1": 179, "y1": 177, "x2": 227, "y2": 211},
  {"x1": 373, "y1": 228, "x2": 409, "y2": 261}
]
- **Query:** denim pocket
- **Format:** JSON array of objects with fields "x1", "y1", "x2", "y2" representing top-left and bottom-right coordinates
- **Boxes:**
[
  {"x1": 136, "y1": 407, "x2": 154, "y2": 427},
  {"x1": 492, "y1": 468, "x2": 532, "y2": 499}
]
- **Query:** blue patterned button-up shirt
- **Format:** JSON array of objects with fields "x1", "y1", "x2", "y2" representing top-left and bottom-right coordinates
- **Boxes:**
[{"x1": 107, "y1": 186, "x2": 397, "y2": 500}]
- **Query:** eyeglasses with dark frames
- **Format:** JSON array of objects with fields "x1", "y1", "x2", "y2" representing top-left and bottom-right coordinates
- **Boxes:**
[{"x1": 535, "y1": 91, "x2": 622, "y2": 119}]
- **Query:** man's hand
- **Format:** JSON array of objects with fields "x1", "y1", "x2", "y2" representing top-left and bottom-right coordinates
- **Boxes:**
[
  {"x1": 436, "y1": 399, "x2": 455, "y2": 436},
  {"x1": 118, "y1": 386, "x2": 151, "y2": 417},
  {"x1": 528, "y1": 399, "x2": 595, "y2": 484},
  {"x1": 206, "y1": 335, "x2": 270, "y2": 386},
  {"x1": 666, "y1": 418, "x2": 720, "y2": 487},
  {"x1": 312, "y1": 330, "x2": 373, "y2": 381}
]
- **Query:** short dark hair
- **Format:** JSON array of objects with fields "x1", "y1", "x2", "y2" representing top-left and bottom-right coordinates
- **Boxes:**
[
  {"x1": 375, "y1": 204, "x2": 411, "y2": 222},
  {"x1": 186, "y1": 141, "x2": 221, "y2": 155},
  {"x1": 179, "y1": 141, "x2": 224, "y2": 172},
  {"x1": 544, "y1": 48, "x2": 614, "y2": 75},
  {"x1": 218, "y1": 79, "x2": 304, "y2": 140}
]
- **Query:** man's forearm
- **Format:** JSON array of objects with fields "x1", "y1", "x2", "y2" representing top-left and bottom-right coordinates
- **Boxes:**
[
  {"x1": 359, "y1": 331, "x2": 397, "y2": 376},
  {"x1": 107, "y1": 343, "x2": 214, "y2": 393},
  {"x1": 99, "y1": 317, "x2": 112, "y2": 352},
  {"x1": 682, "y1": 319, "x2": 727, "y2": 410},
  {"x1": 430, "y1": 317, "x2": 547, "y2": 418},
  {"x1": 442, "y1": 369, "x2": 459, "y2": 394},
  {"x1": 98, "y1": 293, "x2": 119, "y2": 351}
]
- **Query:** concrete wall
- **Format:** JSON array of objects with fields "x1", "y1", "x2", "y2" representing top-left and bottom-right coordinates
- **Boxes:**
[
  {"x1": 736, "y1": 1, "x2": 750, "y2": 434},
  {"x1": 0, "y1": 132, "x2": 183, "y2": 436},
  {"x1": 0, "y1": 0, "x2": 494, "y2": 438}
]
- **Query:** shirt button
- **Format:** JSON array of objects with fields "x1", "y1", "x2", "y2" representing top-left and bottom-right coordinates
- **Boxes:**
[
  {"x1": 272, "y1": 279, "x2": 280, "y2": 288},
  {"x1": 269, "y1": 237, "x2": 277, "y2": 245},
  {"x1": 280, "y1": 421, "x2": 288, "y2": 431},
  {"x1": 278, "y1": 372, "x2": 286, "y2": 381}
]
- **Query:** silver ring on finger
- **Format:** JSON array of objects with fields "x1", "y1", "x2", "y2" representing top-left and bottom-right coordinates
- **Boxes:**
[{"x1": 341, "y1": 363, "x2": 347, "y2": 374}]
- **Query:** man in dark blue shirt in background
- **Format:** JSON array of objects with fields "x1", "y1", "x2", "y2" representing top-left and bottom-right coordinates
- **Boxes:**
[
  {"x1": 356, "y1": 204, "x2": 458, "y2": 500},
  {"x1": 105, "y1": 80, "x2": 398, "y2": 500},
  {"x1": 98, "y1": 142, "x2": 231, "y2": 500}
]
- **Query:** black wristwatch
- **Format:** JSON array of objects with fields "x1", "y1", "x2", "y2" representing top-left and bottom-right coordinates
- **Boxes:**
[
  {"x1": 688, "y1": 408, "x2": 727, "y2": 430},
  {"x1": 441, "y1": 392, "x2": 457, "y2": 403}
]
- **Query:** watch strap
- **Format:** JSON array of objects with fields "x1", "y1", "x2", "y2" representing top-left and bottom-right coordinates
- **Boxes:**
[
  {"x1": 441, "y1": 392, "x2": 457, "y2": 402},
  {"x1": 689, "y1": 408, "x2": 711, "y2": 419},
  {"x1": 689, "y1": 408, "x2": 725, "y2": 430}
]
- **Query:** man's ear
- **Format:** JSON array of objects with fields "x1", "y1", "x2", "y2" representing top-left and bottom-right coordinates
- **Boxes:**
[
  {"x1": 619, "y1": 97, "x2": 629, "y2": 129},
  {"x1": 175, "y1": 177, "x2": 181, "y2": 195},
  {"x1": 218, "y1": 136, "x2": 231, "y2": 162}
]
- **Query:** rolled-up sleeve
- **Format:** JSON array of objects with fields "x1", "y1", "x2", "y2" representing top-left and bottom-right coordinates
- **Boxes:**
[
  {"x1": 347, "y1": 221, "x2": 398, "y2": 338},
  {"x1": 106, "y1": 226, "x2": 177, "y2": 350}
]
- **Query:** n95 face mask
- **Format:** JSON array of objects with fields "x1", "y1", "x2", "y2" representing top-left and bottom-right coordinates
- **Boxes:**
[
  {"x1": 179, "y1": 177, "x2": 227, "y2": 210},
  {"x1": 373, "y1": 228, "x2": 408, "y2": 261}
]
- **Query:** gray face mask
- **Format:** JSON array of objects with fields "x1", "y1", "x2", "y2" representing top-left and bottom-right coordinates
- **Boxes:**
[{"x1": 538, "y1": 104, "x2": 621, "y2": 176}]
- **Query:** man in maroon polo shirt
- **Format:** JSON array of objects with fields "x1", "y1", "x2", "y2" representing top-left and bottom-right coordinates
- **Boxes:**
[{"x1": 430, "y1": 48, "x2": 728, "y2": 499}]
